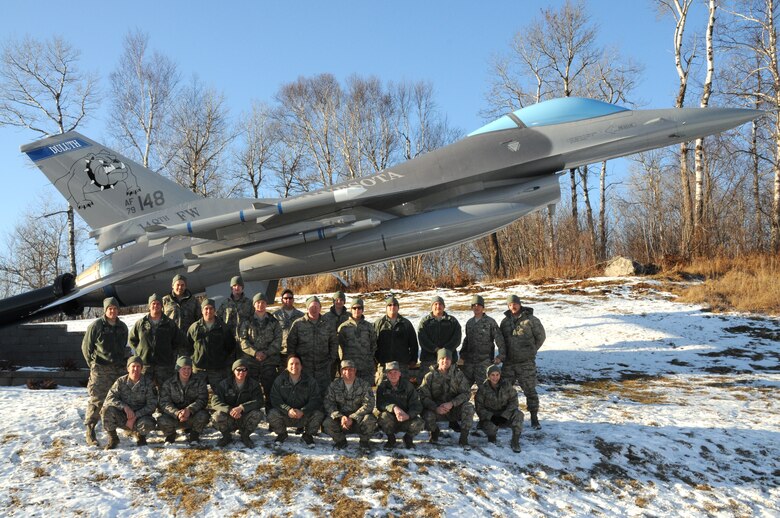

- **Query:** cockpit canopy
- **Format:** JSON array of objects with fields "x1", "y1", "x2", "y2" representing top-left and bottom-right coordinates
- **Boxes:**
[{"x1": 468, "y1": 97, "x2": 629, "y2": 137}]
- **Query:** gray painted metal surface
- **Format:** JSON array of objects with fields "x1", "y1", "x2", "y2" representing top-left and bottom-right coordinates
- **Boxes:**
[{"x1": 1, "y1": 97, "x2": 761, "y2": 324}]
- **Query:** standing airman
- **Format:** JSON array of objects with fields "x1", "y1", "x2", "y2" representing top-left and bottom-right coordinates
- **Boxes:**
[
  {"x1": 337, "y1": 297, "x2": 377, "y2": 385},
  {"x1": 129, "y1": 293, "x2": 186, "y2": 387},
  {"x1": 286, "y1": 296, "x2": 338, "y2": 401},
  {"x1": 374, "y1": 295, "x2": 419, "y2": 384},
  {"x1": 217, "y1": 275, "x2": 254, "y2": 343},
  {"x1": 499, "y1": 294, "x2": 546, "y2": 429},
  {"x1": 460, "y1": 294, "x2": 505, "y2": 387},
  {"x1": 417, "y1": 295, "x2": 461, "y2": 374},
  {"x1": 239, "y1": 292, "x2": 282, "y2": 410},
  {"x1": 163, "y1": 274, "x2": 201, "y2": 335},
  {"x1": 82, "y1": 297, "x2": 128, "y2": 447},
  {"x1": 187, "y1": 298, "x2": 236, "y2": 388}
]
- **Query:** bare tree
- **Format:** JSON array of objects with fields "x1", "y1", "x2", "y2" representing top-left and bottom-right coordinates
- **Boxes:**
[
  {"x1": 657, "y1": 0, "x2": 696, "y2": 254},
  {"x1": 693, "y1": 0, "x2": 718, "y2": 254},
  {"x1": 235, "y1": 101, "x2": 279, "y2": 197},
  {"x1": 109, "y1": 30, "x2": 179, "y2": 170},
  {"x1": 0, "y1": 35, "x2": 99, "y2": 276},
  {"x1": 0, "y1": 195, "x2": 70, "y2": 292},
  {"x1": 165, "y1": 77, "x2": 236, "y2": 197},
  {"x1": 276, "y1": 74, "x2": 342, "y2": 187}
]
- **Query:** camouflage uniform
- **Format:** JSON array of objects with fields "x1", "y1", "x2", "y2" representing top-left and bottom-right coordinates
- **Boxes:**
[
  {"x1": 418, "y1": 364, "x2": 475, "y2": 433},
  {"x1": 322, "y1": 305, "x2": 349, "y2": 334},
  {"x1": 374, "y1": 314, "x2": 419, "y2": 384},
  {"x1": 163, "y1": 289, "x2": 201, "y2": 335},
  {"x1": 286, "y1": 314, "x2": 338, "y2": 400},
  {"x1": 499, "y1": 307, "x2": 546, "y2": 413},
  {"x1": 274, "y1": 306, "x2": 305, "y2": 356},
  {"x1": 375, "y1": 376, "x2": 424, "y2": 438},
  {"x1": 323, "y1": 377, "x2": 377, "y2": 443},
  {"x1": 82, "y1": 316, "x2": 128, "y2": 427},
  {"x1": 101, "y1": 374, "x2": 157, "y2": 436},
  {"x1": 460, "y1": 314, "x2": 505, "y2": 386},
  {"x1": 187, "y1": 317, "x2": 236, "y2": 388},
  {"x1": 267, "y1": 372, "x2": 325, "y2": 436},
  {"x1": 210, "y1": 376, "x2": 265, "y2": 437},
  {"x1": 475, "y1": 378, "x2": 523, "y2": 439},
  {"x1": 157, "y1": 373, "x2": 210, "y2": 436},
  {"x1": 337, "y1": 316, "x2": 377, "y2": 385},
  {"x1": 239, "y1": 312, "x2": 282, "y2": 409},
  {"x1": 417, "y1": 312, "x2": 462, "y2": 373},
  {"x1": 218, "y1": 293, "x2": 254, "y2": 342},
  {"x1": 129, "y1": 313, "x2": 186, "y2": 387}
]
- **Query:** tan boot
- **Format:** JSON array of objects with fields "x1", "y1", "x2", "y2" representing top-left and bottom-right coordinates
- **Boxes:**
[
  {"x1": 86, "y1": 424, "x2": 99, "y2": 447},
  {"x1": 104, "y1": 431, "x2": 119, "y2": 450}
]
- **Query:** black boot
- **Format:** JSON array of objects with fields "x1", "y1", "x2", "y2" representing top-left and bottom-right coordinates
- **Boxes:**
[
  {"x1": 240, "y1": 432, "x2": 255, "y2": 448},
  {"x1": 511, "y1": 431, "x2": 521, "y2": 453},
  {"x1": 165, "y1": 433, "x2": 177, "y2": 444},
  {"x1": 86, "y1": 424, "x2": 99, "y2": 447},
  {"x1": 429, "y1": 427, "x2": 440, "y2": 444},
  {"x1": 449, "y1": 421, "x2": 461, "y2": 433},
  {"x1": 403, "y1": 434, "x2": 415, "y2": 449},
  {"x1": 459, "y1": 430, "x2": 471, "y2": 450},
  {"x1": 217, "y1": 432, "x2": 232, "y2": 447},
  {"x1": 104, "y1": 431, "x2": 119, "y2": 450},
  {"x1": 487, "y1": 434, "x2": 497, "y2": 444},
  {"x1": 187, "y1": 431, "x2": 200, "y2": 443},
  {"x1": 530, "y1": 411, "x2": 541, "y2": 429},
  {"x1": 136, "y1": 434, "x2": 147, "y2": 446},
  {"x1": 383, "y1": 434, "x2": 396, "y2": 450}
]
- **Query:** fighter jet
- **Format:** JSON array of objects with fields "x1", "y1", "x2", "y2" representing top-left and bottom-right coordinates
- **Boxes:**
[{"x1": 0, "y1": 97, "x2": 761, "y2": 325}]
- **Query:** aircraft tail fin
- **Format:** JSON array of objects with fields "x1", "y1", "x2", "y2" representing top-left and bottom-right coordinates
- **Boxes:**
[{"x1": 21, "y1": 131, "x2": 199, "y2": 230}]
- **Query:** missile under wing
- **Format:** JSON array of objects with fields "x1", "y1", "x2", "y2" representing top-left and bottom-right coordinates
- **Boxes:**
[{"x1": 0, "y1": 97, "x2": 761, "y2": 326}]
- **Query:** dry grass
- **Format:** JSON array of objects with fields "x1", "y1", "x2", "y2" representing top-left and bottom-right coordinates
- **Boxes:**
[
  {"x1": 672, "y1": 254, "x2": 780, "y2": 315},
  {"x1": 157, "y1": 448, "x2": 233, "y2": 516}
]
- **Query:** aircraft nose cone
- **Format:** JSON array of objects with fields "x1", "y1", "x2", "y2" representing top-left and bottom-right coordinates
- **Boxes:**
[{"x1": 678, "y1": 107, "x2": 763, "y2": 138}]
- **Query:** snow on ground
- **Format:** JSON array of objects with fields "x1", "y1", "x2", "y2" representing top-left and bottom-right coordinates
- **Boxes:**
[{"x1": 1, "y1": 278, "x2": 778, "y2": 517}]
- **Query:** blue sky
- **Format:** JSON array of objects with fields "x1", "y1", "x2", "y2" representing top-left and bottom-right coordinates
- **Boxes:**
[{"x1": 0, "y1": 0, "x2": 710, "y2": 264}]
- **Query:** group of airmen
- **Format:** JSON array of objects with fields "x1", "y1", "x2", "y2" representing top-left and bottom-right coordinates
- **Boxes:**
[{"x1": 82, "y1": 273, "x2": 545, "y2": 454}]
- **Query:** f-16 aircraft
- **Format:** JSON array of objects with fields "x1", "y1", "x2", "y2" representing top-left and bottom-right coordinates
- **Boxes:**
[{"x1": 0, "y1": 97, "x2": 761, "y2": 326}]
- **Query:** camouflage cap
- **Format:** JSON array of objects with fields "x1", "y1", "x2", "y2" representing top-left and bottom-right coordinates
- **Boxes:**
[
  {"x1": 171, "y1": 274, "x2": 187, "y2": 286},
  {"x1": 384, "y1": 295, "x2": 399, "y2": 306},
  {"x1": 103, "y1": 297, "x2": 119, "y2": 310},
  {"x1": 385, "y1": 361, "x2": 401, "y2": 372},
  {"x1": 471, "y1": 294, "x2": 485, "y2": 307},
  {"x1": 176, "y1": 356, "x2": 193, "y2": 370},
  {"x1": 232, "y1": 358, "x2": 249, "y2": 371},
  {"x1": 340, "y1": 359, "x2": 356, "y2": 369},
  {"x1": 230, "y1": 275, "x2": 244, "y2": 287},
  {"x1": 507, "y1": 294, "x2": 522, "y2": 305},
  {"x1": 253, "y1": 292, "x2": 268, "y2": 303},
  {"x1": 201, "y1": 298, "x2": 215, "y2": 309},
  {"x1": 350, "y1": 297, "x2": 364, "y2": 308},
  {"x1": 332, "y1": 290, "x2": 346, "y2": 301},
  {"x1": 126, "y1": 355, "x2": 143, "y2": 367},
  {"x1": 436, "y1": 348, "x2": 452, "y2": 360},
  {"x1": 431, "y1": 295, "x2": 445, "y2": 306},
  {"x1": 306, "y1": 295, "x2": 321, "y2": 306},
  {"x1": 486, "y1": 364, "x2": 502, "y2": 377},
  {"x1": 148, "y1": 293, "x2": 162, "y2": 305}
]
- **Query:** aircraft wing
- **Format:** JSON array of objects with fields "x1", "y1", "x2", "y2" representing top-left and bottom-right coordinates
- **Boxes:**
[{"x1": 34, "y1": 258, "x2": 168, "y2": 315}]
